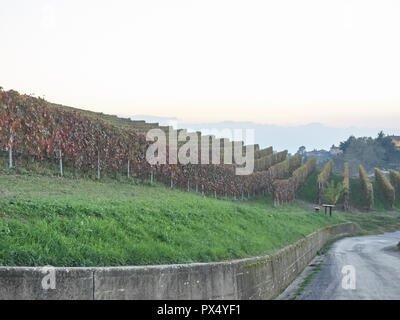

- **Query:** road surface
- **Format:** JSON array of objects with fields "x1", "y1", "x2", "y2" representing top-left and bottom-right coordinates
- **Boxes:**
[{"x1": 297, "y1": 231, "x2": 400, "y2": 300}]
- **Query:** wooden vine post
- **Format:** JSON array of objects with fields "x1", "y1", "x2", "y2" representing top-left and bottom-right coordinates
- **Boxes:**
[
  {"x1": 8, "y1": 128, "x2": 13, "y2": 169},
  {"x1": 9, "y1": 146, "x2": 13, "y2": 169},
  {"x1": 59, "y1": 149, "x2": 63, "y2": 177},
  {"x1": 97, "y1": 150, "x2": 101, "y2": 180}
]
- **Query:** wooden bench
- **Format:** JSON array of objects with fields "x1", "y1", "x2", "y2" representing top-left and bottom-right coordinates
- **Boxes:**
[{"x1": 322, "y1": 204, "x2": 335, "y2": 216}]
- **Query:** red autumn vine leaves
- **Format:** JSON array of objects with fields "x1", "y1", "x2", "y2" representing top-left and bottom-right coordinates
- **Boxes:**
[{"x1": 0, "y1": 88, "x2": 315, "y2": 198}]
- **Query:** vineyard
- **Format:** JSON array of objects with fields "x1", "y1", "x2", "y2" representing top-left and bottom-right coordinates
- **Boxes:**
[
  {"x1": 317, "y1": 160, "x2": 333, "y2": 204},
  {"x1": 1, "y1": 87, "x2": 399, "y2": 268},
  {"x1": 375, "y1": 168, "x2": 395, "y2": 208},
  {"x1": 359, "y1": 165, "x2": 374, "y2": 210},
  {"x1": 298, "y1": 159, "x2": 400, "y2": 212},
  {"x1": 0, "y1": 88, "x2": 316, "y2": 203},
  {"x1": 2, "y1": 87, "x2": 398, "y2": 211}
]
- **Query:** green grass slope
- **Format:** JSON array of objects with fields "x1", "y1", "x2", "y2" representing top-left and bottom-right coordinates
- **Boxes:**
[{"x1": 0, "y1": 173, "x2": 347, "y2": 267}]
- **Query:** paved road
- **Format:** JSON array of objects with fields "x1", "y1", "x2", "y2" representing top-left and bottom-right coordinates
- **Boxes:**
[{"x1": 298, "y1": 231, "x2": 400, "y2": 300}]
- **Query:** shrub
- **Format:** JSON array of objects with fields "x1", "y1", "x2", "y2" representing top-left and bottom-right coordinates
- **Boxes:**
[
  {"x1": 317, "y1": 160, "x2": 333, "y2": 187},
  {"x1": 322, "y1": 181, "x2": 343, "y2": 205},
  {"x1": 359, "y1": 165, "x2": 374, "y2": 210},
  {"x1": 389, "y1": 169, "x2": 400, "y2": 197},
  {"x1": 254, "y1": 146, "x2": 273, "y2": 159},
  {"x1": 375, "y1": 168, "x2": 395, "y2": 207},
  {"x1": 272, "y1": 158, "x2": 317, "y2": 206},
  {"x1": 289, "y1": 154, "x2": 303, "y2": 173},
  {"x1": 292, "y1": 157, "x2": 317, "y2": 188},
  {"x1": 268, "y1": 154, "x2": 302, "y2": 181},
  {"x1": 317, "y1": 160, "x2": 333, "y2": 203},
  {"x1": 254, "y1": 150, "x2": 287, "y2": 171}
]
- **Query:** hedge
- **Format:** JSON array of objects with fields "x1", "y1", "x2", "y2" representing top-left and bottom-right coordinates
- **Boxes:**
[
  {"x1": 359, "y1": 165, "x2": 374, "y2": 210},
  {"x1": 317, "y1": 159, "x2": 333, "y2": 203},
  {"x1": 254, "y1": 146, "x2": 273, "y2": 159},
  {"x1": 268, "y1": 154, "x2": 302, "y2": 181},
  {"x1": 389, "y1": 169, "x2": 400, "y2": 198},
  {"x1": 292, "y1": 157, "x2": 317, "y2": 189},
  {"x1": 254, "y1": 150, "x2": 288, "y2": 171},
  {"x1": 272, "y1": 158, "x2": 317, "y2": 206},
  {"x1": 375, "y1": 168, "x2": 395, "y2": 207}
]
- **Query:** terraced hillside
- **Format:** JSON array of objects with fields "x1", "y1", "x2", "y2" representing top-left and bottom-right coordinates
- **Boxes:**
[{"x1": 0, "y1": 88, "x2": 314, "y2": 204}]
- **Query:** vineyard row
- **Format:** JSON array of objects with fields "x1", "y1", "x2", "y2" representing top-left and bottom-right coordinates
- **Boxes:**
[{"x1": 0, "y1": 89, "x2": 316, "y2": 200}]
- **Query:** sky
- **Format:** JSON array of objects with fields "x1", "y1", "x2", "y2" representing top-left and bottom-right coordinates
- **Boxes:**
[{"x1": 1, "y1": 0, "x2": 400, "y2": 128}]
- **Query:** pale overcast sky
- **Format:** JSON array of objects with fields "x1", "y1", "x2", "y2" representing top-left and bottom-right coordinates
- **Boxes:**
[{"x1": 1, "y1": 0, "x2": 400, "y2": 128}]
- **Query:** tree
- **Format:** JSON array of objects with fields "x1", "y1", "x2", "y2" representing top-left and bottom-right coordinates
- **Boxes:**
[
  {"x1": 322, "y1": 181, "x2": 343, "y2": 205},
  {"x1": 339, "y1": 135, "x2": 356, "y2": 152},
  {"x1": 375, "y1": 131, "x2": 399, "y2": 162},
  {"x1": 336, "y1": 133, "x2": 399, "y2": 175},
  {"x1": 296, "y1": 146, "x2": 306, "y2": 155}
]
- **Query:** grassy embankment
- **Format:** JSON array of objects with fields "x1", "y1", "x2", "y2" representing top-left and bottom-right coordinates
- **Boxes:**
[
  {"x1": 0, "y1": 172, "x2": 348, "y2": 267},
  {"x1": 1, "y1": 155, "x2": 399, "y2": 267}
]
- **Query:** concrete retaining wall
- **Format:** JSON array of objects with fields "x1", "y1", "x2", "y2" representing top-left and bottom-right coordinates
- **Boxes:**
[{"x1": 0, "y1": 222, "x2": 355, "y2": 300}]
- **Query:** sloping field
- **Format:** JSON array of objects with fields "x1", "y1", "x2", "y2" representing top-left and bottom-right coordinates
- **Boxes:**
[{"x1": 0, "y1": 173, "x2": 346, "y2": 267}]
